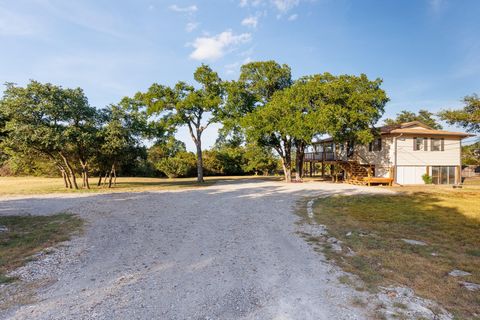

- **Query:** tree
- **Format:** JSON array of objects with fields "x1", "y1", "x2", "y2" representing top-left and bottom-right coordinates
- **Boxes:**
[
  {"x1": 0, "y1": 81, "x2": 96, "y2": 189},
  {"x1": 439, "y1": 94, "x2": 480, "y2": 134},
  {"x1": 137, "y1": 65, "x2": 224, "y2": 182},
  {"x1": 241, "y1": 72, "x2": 388, "y2": 182},
  {"x1": 97, "y1": 97, "x2": 150, "y2": 187},
  {"x1": 242, "y1": 142, "x2": 278, "y2": 175},
  {"x1": 384, "y1": 109, "x2": 442, "y2": 129}
]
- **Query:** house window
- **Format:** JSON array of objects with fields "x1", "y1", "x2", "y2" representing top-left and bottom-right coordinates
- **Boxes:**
[
  {"x1": 369, "y1": 138, "x2": 382, "y2": 152},
  {"x1": 413, "y1": 137, "x2": 428, "y2": 151},
  {"x1": 431, "y1": 166, "x2": 456, "y2": 184},
  {"x1": 431, "y1": 138, "x2": 444, "y2": 151}
]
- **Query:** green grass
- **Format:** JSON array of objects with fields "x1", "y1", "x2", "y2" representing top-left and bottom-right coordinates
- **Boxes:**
[
  {"x1": 0, "y1": 213, "x2": 83, "y2": 283},
  {"x1": 303, "y1": 187, "x2": 480, "y2": 319},
  {"x1": 0, "y1": 175, "x2": 281, "y2": 196}
]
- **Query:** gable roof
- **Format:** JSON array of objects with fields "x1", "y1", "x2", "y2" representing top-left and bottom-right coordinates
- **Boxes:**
[
  {"x1": 380, "y1": 121, "x2": 473, "y2": 137},
  {"x1": 312, "y1": 121, "x2": 474, "y2": 144}
]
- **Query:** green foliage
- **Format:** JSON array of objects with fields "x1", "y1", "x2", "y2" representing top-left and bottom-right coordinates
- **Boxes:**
[
  {"x1": 439, "y1": 94, "x2": 480, "y2": 134},
  {"x1": 384, "y1": 109, "x2": 442, "y2": 129},
  {"x1": 137, "y1": 64, "x2": 225, "y2": 182},
  {"x1": 203, "y1": 147, "x2": 245, "y2": 176},
  {"x1": 242, "y1": 142, "x2": 279, "y2": 175},
  {"x1": 422, "y1": 173, "x2": 433, "y2": 184},
  {"x1": 154, "y1": 151, "x2": 196, "y2": 178},
  {"x1": 462, "y1": 142, "x2": 480, "y2": 165}
]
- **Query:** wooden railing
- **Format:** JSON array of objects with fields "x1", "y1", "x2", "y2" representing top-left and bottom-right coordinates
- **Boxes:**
[{"x1": 304, "y1": 152, "x2": 337, "y2": 161}]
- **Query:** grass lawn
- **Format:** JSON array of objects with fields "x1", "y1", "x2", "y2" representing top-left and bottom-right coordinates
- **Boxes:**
[
  {"x1": 0, "y1": 175, "x2": 281, "y2": 196},
  {"x1": 306, "y1": 185, "x2": 480, "y2": 319},
  {"x1": 0, "y1": 213, "x2": 83, "y2": 284}
]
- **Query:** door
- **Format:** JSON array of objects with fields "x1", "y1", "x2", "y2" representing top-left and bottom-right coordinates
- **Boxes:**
[
  {"x1": 431, "y1": 166, "x2": 456, "y2": 184},
  {"x1": 396, "y1": 166, "x2": 426, "y2": 185}
]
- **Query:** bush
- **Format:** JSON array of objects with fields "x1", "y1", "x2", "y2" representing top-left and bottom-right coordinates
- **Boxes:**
[
  {"x1": 422, "y1": 173, "x2": 433, "y2": 184},
  {"x1": 154, "y1": 152, "x2": 196, "y2": 178}
]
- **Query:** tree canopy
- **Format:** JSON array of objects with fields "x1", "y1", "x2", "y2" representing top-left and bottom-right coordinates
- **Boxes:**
[
  {"x1": 384, "y1": 109, "x2": 442, "y2": 129},
  {"x1": 439, "y1": 94, "x2": 480, "y2": 134},
  {"x1": 137, "y1": 64, "x2": 224, "y2": 182}
]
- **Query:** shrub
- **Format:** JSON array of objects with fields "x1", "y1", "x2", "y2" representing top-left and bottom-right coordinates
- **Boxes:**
[
  {"x1": 153, "y1": 152, "x2": 196, "y2": 178},
  {"x1": 422, "y1": 173, "x2": 433, "y2": 184}
]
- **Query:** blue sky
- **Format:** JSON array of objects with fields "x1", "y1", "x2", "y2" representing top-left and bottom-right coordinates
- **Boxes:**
[{"x1": 1, "y1": 0, "x2": 479, "y2": 150}]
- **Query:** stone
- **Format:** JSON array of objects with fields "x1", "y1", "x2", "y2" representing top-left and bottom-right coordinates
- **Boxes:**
[
  {"x1": 345, "y1": 231, "x2": 352, "y2": 237},
  {"x1": 448, "y1": 269, "x2": 471, "y2": 277},
  {"x1": 401, "y1": 239, "x2": 427, "y2": 246},
  {"x1": 459, "y1": 281, "x2": 480, "y2": 291},
  {"x1": 0, "y1": 225, "x2": 8, "y2": 233},
  {"x1": 327, "y1": 237, "x2": 342, "y2": 252}
]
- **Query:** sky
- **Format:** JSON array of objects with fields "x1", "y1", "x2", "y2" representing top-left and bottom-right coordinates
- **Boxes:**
[{"x1": 1, "y1": 0, "x2": 479, "y2": 150}]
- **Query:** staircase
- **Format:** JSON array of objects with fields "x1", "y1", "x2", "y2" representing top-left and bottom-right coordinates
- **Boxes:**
[{"x1": 339, "y1": 161, "x2": 372, "y2": 180}]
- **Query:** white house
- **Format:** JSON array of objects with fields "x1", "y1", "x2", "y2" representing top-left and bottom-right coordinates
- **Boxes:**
[{"x1": 304, "y1": 121, "x2": 474, "y2": 185}]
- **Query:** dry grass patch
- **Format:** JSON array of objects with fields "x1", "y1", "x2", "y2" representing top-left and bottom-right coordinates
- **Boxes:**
[
  {"x1": 0, "y1": 176, "x2": 281, "y2": 196},
  {"x1": 0, "y1": 213, "x2": 83, "y2": 283},
  {"x1": 310, "y1": 186, "x2": 480, "y2": 319}
]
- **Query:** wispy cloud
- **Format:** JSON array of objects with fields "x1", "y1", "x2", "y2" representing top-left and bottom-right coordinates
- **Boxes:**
[
  {"x1": 189, "y1": 30, "x2": 252, "y2": 61},
  {"x1": 242, "y1": 16, "x2": 259, "y2": 28},
  {"x1": 169, "y1": 4, "x2": 198, "y2": 13},
  {"x1": 0, "y1": 6, "x2": 41, "y2": 36},
  {"x1": 428, "y1": 0, "x2": 447, "y2": 14},
  {"x1": 272, "y1": 0, "x2": 300, "y2": 13},
  {"x1": 287, "y1": 13, "x2": 298, "y2": 21},
  {"x1": 34, "y1": 0, "x2": 128, "y2": 38},
  {"x1": 185, "y1": 22, "x2": 199, "y2": 32}
]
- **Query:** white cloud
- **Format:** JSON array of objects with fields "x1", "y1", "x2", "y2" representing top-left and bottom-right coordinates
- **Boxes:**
[
  {"x1": 185, "y1": 22, "x2": 199, "y2": 32},
  {"x1": 241, "y1": 16, "x2": 259, "y2": 28},
  {"x1": 169, "y1": 4, "x2": 198, "y2": 13},
  {"x1": 287, "y1": 13, "x2": 298, "y2": 21},
  {"x1": 240, "y1": 0, "x2": 264, "y2": 7},
  {"x1": 271, "y1": 0, "x2": 300, "y2": 12},
  {"x1": 190, "y1": 30, "x2": 252, "y2": 61}
]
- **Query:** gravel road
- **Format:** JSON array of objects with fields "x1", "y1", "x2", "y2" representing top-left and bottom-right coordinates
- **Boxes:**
[{"x1": 0, "y1": 180, "x2": 388, "y2": 320}]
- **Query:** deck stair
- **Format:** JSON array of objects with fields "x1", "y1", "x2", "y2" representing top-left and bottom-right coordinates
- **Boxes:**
[{"x1": 339, "y1": 161, "x2": 371, "y2": 181}]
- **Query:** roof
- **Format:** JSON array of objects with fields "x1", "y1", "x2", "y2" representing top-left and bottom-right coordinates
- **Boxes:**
[
  {"x1": 312, "y1": 121, "x2": 474, "y2": 144},
  {"x1": 389, "y1": 128, "x2": 473, "y2": 137},
  {"x1": 381, "y1": 121, "x2": 474, "y2": 137}
]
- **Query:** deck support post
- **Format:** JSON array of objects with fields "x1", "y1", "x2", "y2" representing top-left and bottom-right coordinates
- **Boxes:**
[
  {"x1": 321, "y1": 163, "x2": 325, "y2": 177},
  {"x1": 309, "y1": 161, "x2": 313, "y2": 177}
]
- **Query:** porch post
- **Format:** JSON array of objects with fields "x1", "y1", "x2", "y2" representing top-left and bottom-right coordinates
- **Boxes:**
[{"x1": 310, "y1": 161, "x2": 313, "y2": 177}]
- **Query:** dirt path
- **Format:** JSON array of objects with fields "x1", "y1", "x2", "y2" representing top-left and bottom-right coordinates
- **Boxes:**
[{"x1": 0, "y1": 180, "x2": 387, "y2": 320}]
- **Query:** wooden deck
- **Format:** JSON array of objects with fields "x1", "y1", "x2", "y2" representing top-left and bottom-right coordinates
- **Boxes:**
[{"x1": 346, "y1": 177, "x2": 394, "y2": 186}]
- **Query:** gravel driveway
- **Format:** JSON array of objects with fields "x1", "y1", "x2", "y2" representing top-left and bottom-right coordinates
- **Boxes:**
[{"x1": 0, "y1": 180, "x2": 386, "y2": 320}]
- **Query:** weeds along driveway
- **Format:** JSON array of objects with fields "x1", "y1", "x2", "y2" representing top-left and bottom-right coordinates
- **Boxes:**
[{"x1": 0, "y1": 180, "x2": 388, "y2": 320}]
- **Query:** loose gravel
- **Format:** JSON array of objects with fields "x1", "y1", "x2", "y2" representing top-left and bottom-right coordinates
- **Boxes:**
[{"x1": 0, "y1": 180, "x2": 389, "y2": 320}]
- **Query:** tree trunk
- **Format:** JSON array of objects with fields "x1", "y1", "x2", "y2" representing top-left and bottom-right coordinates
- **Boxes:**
[
  {"x1": 281, "y1": 157, "x2": 292, "y2": 182},
  {"x1": 60, "y1": 153, "x2": 78, "y2": 189},
  {"x1": 195, "y1": 139, "x2": 204, "y2": 183},
  {"x1": 80, "y1": 160, "x2": 90, "y2": 189},
  {"x1": 295, "y1": 140, "x2": 306, "y2": 182},
  {"x1": 97, "y1": 174, "x2": 103, "y2": 187},
  {"x1": 102, "y1": 172, "x2": 109, "y2": 188},
  {"x1": 108, "y1": 163, "x2": 115, "y2": 188}
]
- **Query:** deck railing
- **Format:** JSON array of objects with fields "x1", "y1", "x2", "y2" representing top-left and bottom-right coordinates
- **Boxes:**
[{"x1": 304, "y1": 152, "x2": 337, "y2": 161}]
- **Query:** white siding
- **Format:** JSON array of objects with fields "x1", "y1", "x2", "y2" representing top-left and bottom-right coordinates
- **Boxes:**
[
  {"x1": 396, "y1": 166, "x2": 426, "y2": 184},
  {"x1": 354, "y1": 137, "x2": 394, "y2": 178},
  {"x1": 396, "y1": 136, "x2": 461, "y2": 166}
]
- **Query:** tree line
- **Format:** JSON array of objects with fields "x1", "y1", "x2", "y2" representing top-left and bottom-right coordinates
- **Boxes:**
[{"x1": 1, "y1": 61, "x2": 478, "y2": 187}]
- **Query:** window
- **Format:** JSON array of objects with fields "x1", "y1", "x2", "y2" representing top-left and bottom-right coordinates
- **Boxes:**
[
  {"x1": 413, "y1": 137, "x2": 428, "y2": 151},
  {"x1": 431, "y1": 166, "x2": 456, "y2": 184},
  {"x1": 369, "y1": 138, "x2": 382, "y2": 152},
  {"x1": 431, "y1": 138, "x2": 444, "y2": 151}
]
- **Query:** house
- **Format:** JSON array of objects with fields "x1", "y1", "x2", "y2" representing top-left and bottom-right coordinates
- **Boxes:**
[{"x1": 304, "y1": 121, "x2": 474, "y2": 185}]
